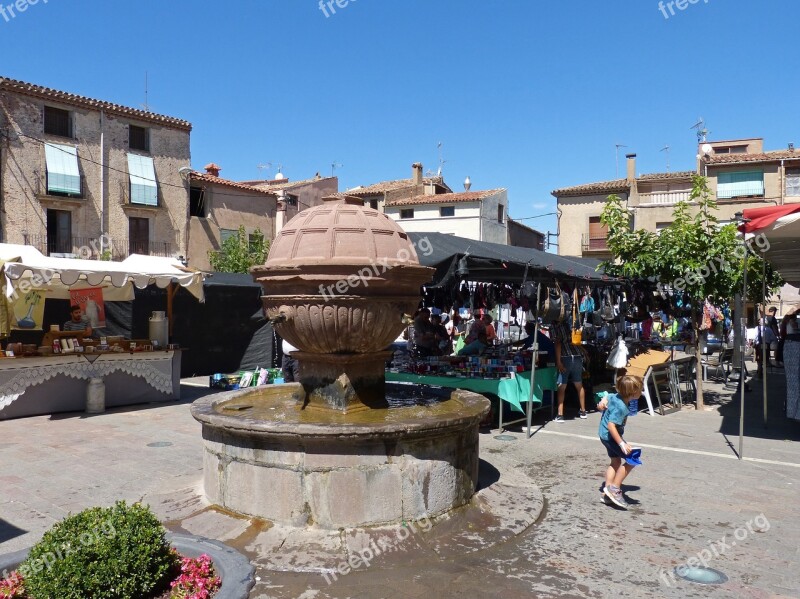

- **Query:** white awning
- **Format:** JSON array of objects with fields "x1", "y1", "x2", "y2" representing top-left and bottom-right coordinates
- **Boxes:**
[{"x1": 0, "y1": 244, "x2": 204, "y2": 302}]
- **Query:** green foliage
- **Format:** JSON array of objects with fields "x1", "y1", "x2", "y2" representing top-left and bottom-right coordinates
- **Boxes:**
[
  {"x1": 208, "y1": 225, "x2": 270, "y2": 273},
  {"x1": 20, "y1": 501, "x2": 179, "y2": 599}
]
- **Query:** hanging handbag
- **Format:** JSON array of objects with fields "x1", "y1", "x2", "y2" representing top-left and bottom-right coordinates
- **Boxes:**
[
  {"x1": 540, "y1": 283, "x2": 566, "y2": 324},
  {"x1": 601, "y1": 289, "x2": 616, "y2": 322},
  {"x1": 571, "y1": 289, "x2": 583, "y2": 345}
]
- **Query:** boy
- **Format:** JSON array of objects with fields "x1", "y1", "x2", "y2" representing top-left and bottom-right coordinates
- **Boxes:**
[{"x1": 599, "y1": 375, "x2": 643, "y2": 509}]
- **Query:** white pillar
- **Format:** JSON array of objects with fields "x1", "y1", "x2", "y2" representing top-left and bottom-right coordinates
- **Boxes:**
[{"x1": 86, "y1": 377, "x2": 106, "y2": 414}]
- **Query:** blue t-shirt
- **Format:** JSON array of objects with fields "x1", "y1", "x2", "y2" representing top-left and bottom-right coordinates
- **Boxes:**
[{"x1": 599, "y1": 393, "x2": 628, "y2": 441}]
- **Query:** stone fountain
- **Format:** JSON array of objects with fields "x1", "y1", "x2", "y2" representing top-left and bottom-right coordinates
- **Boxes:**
[{"x1": 191, "y1": 196, "x2": 489, "y2": 529}]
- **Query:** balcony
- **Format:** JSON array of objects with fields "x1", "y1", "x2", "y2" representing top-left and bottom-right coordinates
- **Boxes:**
[
  {"x1": 581, "y1": 234, "x2": 610, "y2": 254},
  {"x1": 112, "y1": 239, "x2": 176, "y2": 260},
  {"x1": 639, "y1": 190, "x2": 691, "y2": 205}
]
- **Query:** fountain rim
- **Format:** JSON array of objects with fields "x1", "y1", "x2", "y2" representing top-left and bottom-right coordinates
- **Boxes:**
[{"x1": 190, "y1": 385, "x2": 490, "y2": 441}]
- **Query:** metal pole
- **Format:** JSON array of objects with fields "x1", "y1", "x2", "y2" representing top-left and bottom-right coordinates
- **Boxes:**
[
  {"x1": 762, "y1": 259, "x2": 768, "y2": 427},
  {"x1": 526, "y1": 282, "x2": 542, "y2": 438},
  {"x1": 739, "y1": 252, "x2": 747, "y2": 460}
]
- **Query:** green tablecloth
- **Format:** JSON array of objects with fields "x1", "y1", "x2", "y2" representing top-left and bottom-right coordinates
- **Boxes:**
[{"x1": 385, "y1": 367, "x2": 558, "y2": 413}]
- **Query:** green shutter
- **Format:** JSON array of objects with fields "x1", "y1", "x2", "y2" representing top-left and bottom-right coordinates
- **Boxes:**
[
  {"x1": 127, "y1": 153, "x2": 158, "y2": 206},
  {"x1": 717, "y1": 171, "x2": 764, "y2": 199},
  {"x1": 45, "y1": 143, "x2": 81, "y2": 195}
]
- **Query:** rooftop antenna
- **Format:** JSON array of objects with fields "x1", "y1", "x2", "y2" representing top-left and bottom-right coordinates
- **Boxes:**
[
  {"x1": 615, "y1": 144, "x2": 628, "y2": 178},
  {"x1": 437, "y1": 141, "x2": 447, "y2": 177},
  {"x1": 331, "y1": 161, "x2": 343, "y2": 177},
  {"x1": 660, "y1": 145, "x2": 671, "y2": 172},
  {"x1": 691, "y1": 118, "x2": 709, "y2": 143},
  {"x1": 142, "y1": 71, "x2": 150, "y2": 112},
  {"x1": 256, "y1": 163, "x2": 272, "y2": 178}
]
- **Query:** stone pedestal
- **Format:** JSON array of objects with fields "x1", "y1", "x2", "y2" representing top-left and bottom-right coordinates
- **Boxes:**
[
  {"x1": 86, "y1": 377, "x2": 105, "y2": 414},
  {"x1": 295, "y1": 351, "x2": 390, "y2": 413}
]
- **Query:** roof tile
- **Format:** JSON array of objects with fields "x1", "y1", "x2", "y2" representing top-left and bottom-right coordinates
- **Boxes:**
[{"x1": 386, "y1": 189, "x2": 504, "y2": 207}]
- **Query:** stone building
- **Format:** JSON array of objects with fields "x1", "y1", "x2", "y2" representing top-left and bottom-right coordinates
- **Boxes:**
[
  {"x1": 554, "y1": 141, "x2": 800, "y2": 258},
  {"x1": 0, "y1": 77, "x2": 191, "y2": 259}
]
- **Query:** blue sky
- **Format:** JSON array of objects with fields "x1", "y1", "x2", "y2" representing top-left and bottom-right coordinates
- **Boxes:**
[{"x1": 2, "y1": 0, "x2": 798, "y2": 247}]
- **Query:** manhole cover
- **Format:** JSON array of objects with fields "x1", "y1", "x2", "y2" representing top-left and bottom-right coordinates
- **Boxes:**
[
  {"x1": 494, "y1": 434, "x2": 517, "y2": 442},
  {"x1": 674, "y1": 566, "x2": 729, "y2": 585},
  {"x1": 147, "y1": 441, "x2": 173, "y2": 448}
]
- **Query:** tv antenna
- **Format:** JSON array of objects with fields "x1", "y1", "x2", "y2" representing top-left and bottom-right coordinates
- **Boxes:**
[
  {"x1": 141, "y1": 71, "x2": 151, "y2": 112},
  {"x1": 691, "y1": 118, "x2": 709, "y2": 143},
  {"x1": 331, "y1": 161, "x2": 343, "y2": 177},
  {"x1": 660, "y1": 145, "x2": 671, "y2": 172},
  {"x1": 436, "y1": 141, "x2": 447, "y2": 177},
  {"x1": 256, "y1": 163, "x2": 272, "y2": 178},
  {"x1": 615, "y1": 144, "x2": 628, "y2": 178}
]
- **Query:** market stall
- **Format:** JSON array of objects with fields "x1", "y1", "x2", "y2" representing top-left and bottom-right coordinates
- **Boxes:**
[{"x1": 0, "y1": 244, "x2": 204, "y2": 419}]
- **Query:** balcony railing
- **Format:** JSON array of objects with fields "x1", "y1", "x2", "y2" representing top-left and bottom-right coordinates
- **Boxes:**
[
  {"x1": 581, "y1": 234, "x2": 609, "y2": 253},
  {"x1": 20, "y1": 235, "x2": 176, "y2": 260},
  {"x1": 639, "y1": 190, "x2": 691, "y2": 205}
]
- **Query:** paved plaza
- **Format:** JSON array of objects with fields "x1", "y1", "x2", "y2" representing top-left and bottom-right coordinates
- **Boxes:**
[{"x1": 1, "y1": 368, "x2": 798, "y2": 599}]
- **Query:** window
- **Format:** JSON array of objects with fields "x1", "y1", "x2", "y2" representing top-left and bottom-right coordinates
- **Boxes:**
[
  {"x1": 129, "y1": 217, "x2": 150, "y2": 255},
  {"x1": 655, "y1": 222, "x2": 671, "y2": 235},
  {"x1": 44, "y1": 106, "x2": 72, "y2": 138},
  {"x1": 587, "y1": 216, "x2": 609, "y2": 250},
  {"x1": 220, "y1": 228, "x2": 238, "y2": 244},
  {"x1": 127, "y1": 153, "x2": 158, "y2": 206},
  {"x1": 190, "y1": 186, "x2": 206, "y2": 217},
  {"x1": 248, "y1": 232, "x2": 262, "y2": 252},
  {"x1": 400, "y1": 209, "x2": 414, "y2": 219},
  {"x1": 714, "y1": 145, "x2": 747, "y2": 154},
  {"x1": 440, "y1": 206, "x2": 455, "y2": 217},
  {"x1": 44, "y1": 143, "x2": 81, "y2": 197},
  {"x1": 369, "y1": 199, "x2": 378, "y2": 210},
  {"x1": 129, "y1": 125, "x2": 149, "y2": 152},
  {"x1": 46, "y1": 209, "x2": 72, "y2": 255},
  {"x1": 717, "y1": 170, "x2": 764, "y2": 199},
  {"x1": 787, "y1": 169, "x2": 800, "y2": 197},
  {"x1": 498, "y1": 204, "x2": 505, "y2": 224}
]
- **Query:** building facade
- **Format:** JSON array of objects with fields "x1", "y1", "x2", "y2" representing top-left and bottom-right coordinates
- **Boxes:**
[
  {"x1": 187, "y1": 166, "x2": 338, "y2": 270},
  {"x1": 0, "y1": 77, "x2": 191, "y2": 259},
  {"x1": 554, "y1": 141, "x2": 800, "y2": 258}
]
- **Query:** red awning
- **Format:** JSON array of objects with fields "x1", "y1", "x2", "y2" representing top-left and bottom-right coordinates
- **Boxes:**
[{"x1": 740, "y1": 205, "x2": 800, "y2": 233}]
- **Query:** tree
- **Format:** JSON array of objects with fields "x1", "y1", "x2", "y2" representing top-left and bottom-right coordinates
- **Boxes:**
[
  {"x1": 600, "y1": 175, "x2": 782, "y2": 408},
  {"x1": 208, "y1": 226, "x2": 270, "y2": 274}
]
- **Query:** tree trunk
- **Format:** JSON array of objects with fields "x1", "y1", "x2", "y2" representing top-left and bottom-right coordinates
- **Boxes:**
[{"x1": 693, "y1": 304, "x2": 705, "y2": 410}]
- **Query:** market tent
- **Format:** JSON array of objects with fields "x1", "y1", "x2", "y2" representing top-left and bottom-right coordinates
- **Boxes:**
[
  {"x1": 741, "y1": 205, "x2": 800, "y2": 286},
  {"x1": 407, "y1": 232, "x2": 615, "y2": 286},
  {"x1": 0, "y1": 244, "x2": 204, "y2": 301}
]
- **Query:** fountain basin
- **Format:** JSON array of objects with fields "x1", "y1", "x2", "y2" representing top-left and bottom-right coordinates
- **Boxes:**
[{"x1": 191, "y1": 384, "x2": 490, "y2": 529}]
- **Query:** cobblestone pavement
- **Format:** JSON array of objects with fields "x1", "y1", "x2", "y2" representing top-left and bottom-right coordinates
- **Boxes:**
[{"x1": 1, "y1": 372, "x2": 798, "y2": 598}]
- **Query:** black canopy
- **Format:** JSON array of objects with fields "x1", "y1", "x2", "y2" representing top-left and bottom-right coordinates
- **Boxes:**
[{"x1": 408, "y1": 232, "x2": 616, "y2": 288}]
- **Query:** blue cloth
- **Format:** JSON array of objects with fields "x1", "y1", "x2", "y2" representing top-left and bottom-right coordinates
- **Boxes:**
[{"x1": 598, "y1": 393, "x2": 628, "y2": 441}]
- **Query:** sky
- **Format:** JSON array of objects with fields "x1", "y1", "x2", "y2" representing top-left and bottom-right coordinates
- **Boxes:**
[{"x1": 2, "y1": 0, "x2": 799, "y2": 248}]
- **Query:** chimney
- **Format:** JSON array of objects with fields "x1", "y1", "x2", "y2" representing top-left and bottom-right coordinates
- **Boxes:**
[
  {"x1": 204, "y1": 163, "x2": 221, "y2": 178},
  {"x1": 626, "y1": 154, "x2": 636, "y2": 181},
  {"x1": 412, "y1": 162, "x2": 423, "y2": 186}
]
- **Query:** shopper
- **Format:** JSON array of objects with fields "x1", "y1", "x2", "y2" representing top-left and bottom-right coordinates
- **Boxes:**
[
  {"x1": 458, "y1": 315, "x2": 488, "y2": 356},
  {"x1": 599, "y1": 375, "x2": 644, "y2": 509},
  {"x1": 551, "y1": 316, "x2": 587, "y2": 421}
]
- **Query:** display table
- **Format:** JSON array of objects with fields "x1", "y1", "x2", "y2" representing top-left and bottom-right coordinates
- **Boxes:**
[
  {"x1": 0, "y1": 350, "x2": 181, "y2": 420},
  {"x1": 385, "y1": 367, "x2": 558, "y2": 413}
]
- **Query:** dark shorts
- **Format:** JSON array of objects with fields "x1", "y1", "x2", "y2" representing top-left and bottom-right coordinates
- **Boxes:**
[
  {"x1": 557, "y1": 355, "x2": 583, "y2": 385},
  {"x1": 601, "y1": 438, "x2": 627, "y2": 459}
]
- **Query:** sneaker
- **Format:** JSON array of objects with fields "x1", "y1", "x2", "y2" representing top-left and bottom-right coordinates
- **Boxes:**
[
  {"x1": 600, "y1": 484, "x2": 611, "y2": 504},
  {"x1": 553, "y1": 415, "x2": 564, "y2": 423},
  {"x1": 604, "y1": 485, "x2": 628, "y2": 509},
  {"x1": 579, "y1": 411, "x2": 588, "y2": 419}
]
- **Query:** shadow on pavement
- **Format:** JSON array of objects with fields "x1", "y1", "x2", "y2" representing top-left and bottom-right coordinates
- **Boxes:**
[{"x1": 0, "y1": 520, "x2": 27, "y2": 545}]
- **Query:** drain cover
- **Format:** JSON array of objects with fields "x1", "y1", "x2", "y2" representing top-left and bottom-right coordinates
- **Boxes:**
[
  {"x1": 147, "y1": 441, "x2": 173, "y2": 448},
  {"x1": 494, "y1": 434, "x2": 517, "y2": 442},
  {"x1": 675, "y1": 566, "x2": 729, "y2": 585}
]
